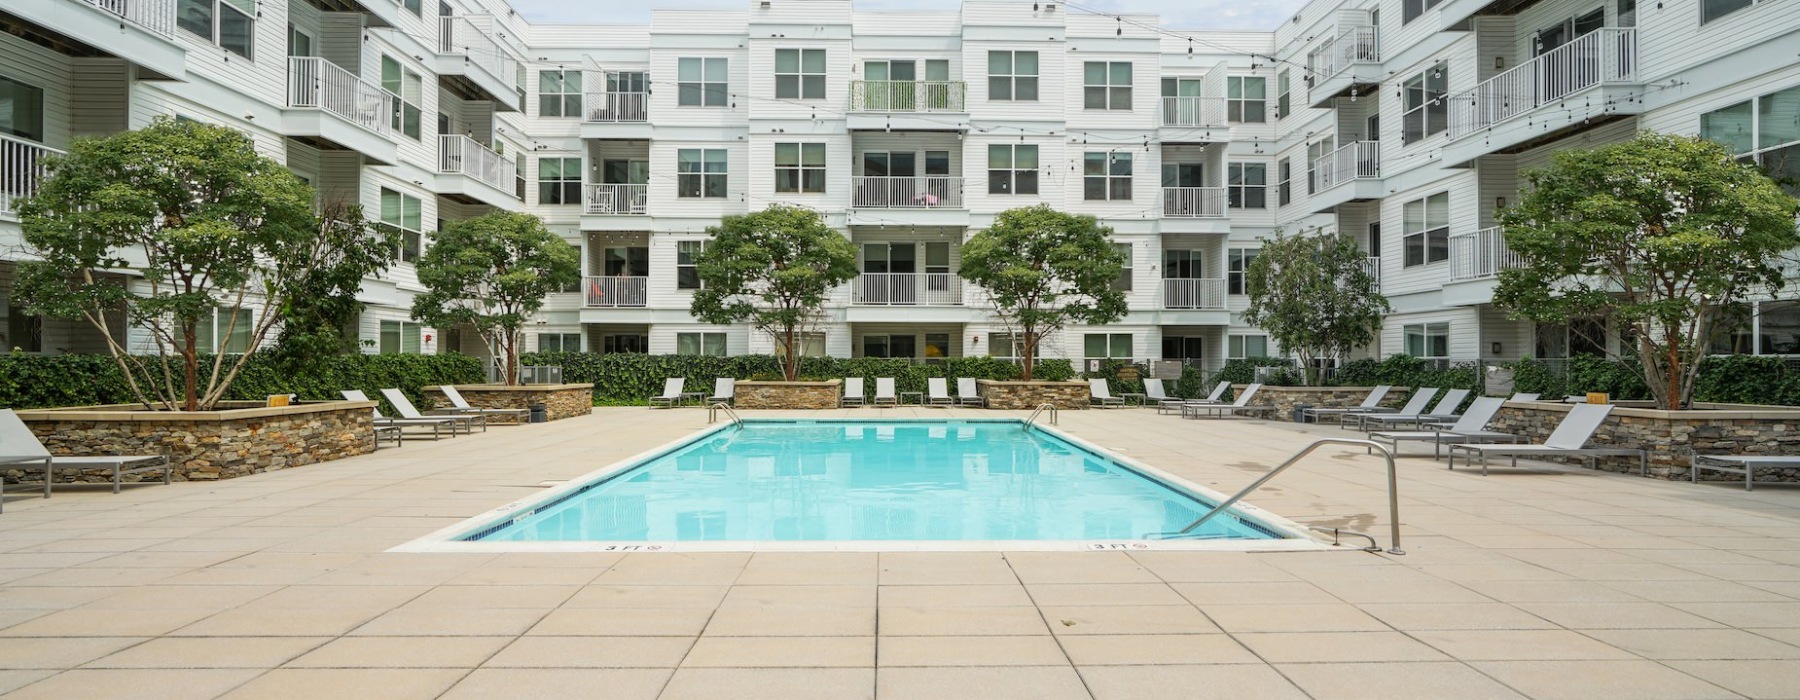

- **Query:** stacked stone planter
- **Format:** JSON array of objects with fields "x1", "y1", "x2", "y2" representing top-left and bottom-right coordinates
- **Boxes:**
[
  {"x1": 735, "y1": 380, "x2": 842, "y2": 409},
  {"x1": 976, "y1": 380, "x2": 1090, "y2": 410},
  {"x1": 430, "y1": 384, "x2": 594, "y2": 422},
  {"x1": 1489, "y1": 401, "x2": 1800, "y2": 481},
  {"x1": 1235, "y1": 385, "x2": 1410, "y2": 422},
  {"x1": 11, "y1": 400, "x2": 377, "y2": 483}
]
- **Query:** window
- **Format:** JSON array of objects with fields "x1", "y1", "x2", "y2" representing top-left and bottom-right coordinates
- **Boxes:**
[
  {"x1": 538, "y1": 70, "x2": 582, "y2": 117},
  {"x1": 287, "y1": 24, "x2": 312, "y2": 57},
  {"x1": 379, "y1": 188, "x2": 422, "y2": 262},
  {"x1": 774, "y1": 143, "x2": 826, "y2": 193},
  {"x1": 678, "y1": 57, "x2": 728, "y2": 107},
  {"x1": 178, "y1": 0, "x2": 253, "y2": 58},
  {"x1": 774, "y1": 49, "x2": 826, "y2": 100},
  {"x1": 602, "y1": 334, "x2": 646, "y2": 354},
  {"x1": 381, "y1": 56, "x2": 422, "y2": 139},
  {"x1": 396, "y1": 0, "x2": 421, "y2": 15},
  {"x1": 1758, "y1": 301, "x2": 1800, "y2": 354},
  {"x1": 1403, "y1": 0, "x2": 1445, "y2": 24},
  {"x1": 537, "y1": 157, "x2": 581, "y2": 205},
  {"x1": 1083, "y1": 152, "x2": 1133, "y2": 201},
  {"x1": 988, "y1": 333, "x2": 1024, "y2": 360},
  {"x1": 1701, "y1": 85, "x2": 1800, "y2": 197},
  {"x1": 1277, "y1": 158, "x2": 1292, "y2": 205},
  {"x1": 987, "y1": 50, "x2": 1038, "y2": 101},
  {"x1": 0, "y1": 76, "x2": 44, "y2": 141},
  {"x1": 776, "y1": 332, "x2": 827, "y2": 359},
  {"x1": 192, "y1": 307, "x2": 254, "y2": 354},
  {"x1": 1276, "y1": 70, "x2": 1290, "y2": 119},
  {"x1": 1112, "y1": 244, "x2": 1133, "y2": 292},
  {"x1": 1403, "y1": 63, "x2": 1448, "y2": 144},
  {"x1": 863, "y1": 334, "x2": 917, "y2": 359},
  {"x1": 677, "y1": 241, "x2": 708, "y2": 289},
  {"x1": 1702, "y1": 0, "x2": 1760, "y2": 23},
  {"x1": 1084, "y1": 333, "x2": 1132, "y2": 361},
  {"x1": 1306, "y1": 136, "x2": 1335, "y2": 194},
  {"x1": 1227, "y1": 163, "x2": 1267, "y2": 209},
  {"x1": 1227, "y1": 248, "x2": 1258, "y2": 295},
  {"x1": 538, "y1": 333, "x2": 581, "y2": 353},
  {"x1": 1163, "y1": 335, "x2": 1204, "y2": 361},
  {"x1": 1228, "y1": 334, "x2": 1270, "y2": 359},
  {"x1": 1163, "y1": 249, "x2": 1205, "y2": 279},
  {"x1": 1228, "y1": 77, "x2": 1266, "y2": 123},
  {"x1": 677, "y1": 332, "x2": 727, "y2": 356},
  {"x1": 378, "y1": 320, "x2": 422, "y2": 354},
  {"x1": 4, "y1": 300, "x2": 42, "y2": 353},
  {"x1": 678, "y1": 148, "x2": 728, "y2": 198},
  {"x1": 1083, "y1": 62, "x2": 1133, "y2": 110},
  {"x1": 987, "y1": 144, "x2": 1039, "y2": 194},
  {"x1": 1404, "y1": 322, "x2": 1450, "y2": 359},
  {"x1": 1403, "y1": 192, "x2": 1450, "y2": 267}
]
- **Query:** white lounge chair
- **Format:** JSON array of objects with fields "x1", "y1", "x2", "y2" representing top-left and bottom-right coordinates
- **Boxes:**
[
  {"x1": 1158, "y1": 381, "x2": 1230, "y2": 415},
  {"x1": 708, "y1": 378, "x2": 735, "y2": 405},
  {"x1": 1366, "y1": 397, "x2": 1524, "y2": 457},
  {"x1": 1182, "y1": 383, "x2": 1275, "y2": 419},
  {"x1": 1089, "y1": 378, "x2": 1124, "y2": 408},
  {"x1": 380, "y1": 388, "x2": 484, "y2": 433},
  {"x1": 1418, "y1": 393, "x2": 1541, "y2": 431},
  {"x1": 1355, "y1": 389, "x2": 1468, "y2": 431},
  {"x1": 1342, "y1": 388, "x2": 1440, "y2": 431},
  {"x1": 343, "y1": 390, "x2": 459, "y2": 440},
  {"x1": 1303, "y1": 385, "x2": 1395, "y2": 423},
  {"x1": 842, "y1": 377, "x2": 866, "y2": 407},
  {"x1": 1447, "y1": 403, "x2": 1647, "y2": 476},
  {"x1": 438, "y1": 385, "x2": 529, "y2": 424},
  {"x1": 1142, "y1": 378, "x2": 1172, "y2": 409},
  {"x1": 1691, "y1": 454, "x2": 1800, "y2": 491},
  {"x1": 956, "y1": 377, "x2": 986, "y2": 407},
  {"x1": 0, "y1": 409, "x2": 170, "y2": 504},
  {"x1": 927, "y1": 378, "x2": 955, "y2": 406},
  {"x1": 874, "y1": 378, "x2": 898, "y2": 406},
  {"x1": 650, "y1": 378, "x2": 686, "y2": 408}
]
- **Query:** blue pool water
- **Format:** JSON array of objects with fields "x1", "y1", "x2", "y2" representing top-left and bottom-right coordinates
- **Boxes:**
[{"x1": 468, "y1": 421, "x2": 1283, "y2": 543}]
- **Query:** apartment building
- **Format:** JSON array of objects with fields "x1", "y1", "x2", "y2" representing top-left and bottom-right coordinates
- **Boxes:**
[{"x1": 0, "y1": 0, "x2": 1795, "y2": 371}]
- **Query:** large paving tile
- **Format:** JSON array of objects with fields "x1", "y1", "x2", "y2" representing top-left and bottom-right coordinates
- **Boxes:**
[
  {"x1": 0, "y1": 636, "x2": 147, "y2": 669},
  {"x1": 1411, "y1": 629, "x2": 1640, "y2": 661},
  {"x1": 1580, "y1": 628, "x2": 1800, "y2": 660},
  {"x1": 877, "y1": 635, "x2": 1069, "y2": 667},
  {"x1": 1470, "y1": 660, "x2": 1739, "y2": 700},
  {"x1": 560, "y1": 585, "x2": 730, "y2": 609},
  {"x1": 0, "y1": 608, "x2": 216, "y2": 637},
  {"x1": 877, "y1": 585, "x2": 1035, "y2": 608},
  {"x1": 1002, "y1": 552, "x2": 1162, "y2": 584},
  {"x1": 88, "y1": 636, "x2": 328, "y2": 669},
  {"x1": 3, "y1": 669, "x2": 263, "y2": 700},
  {"x1": 1514, "y1": 602, "x2": 1728, "y2": 630},
  {"x1": 735, "y1": 553, "x2": 878, "y2": 586},
  {"x1": 285, "y1": 636, "x2": 511, "y2": 668},
  {"x1": 1170, "y1": 581, "x2": 1340, "y2": 605},
  {"x1": 878, "y1": 606, "x2": 1049, "y2": 636},
  {"x1": 525, "y1": 607, "x2": 714, "y2": 636},
  {"x1": 1038, "y1": 605, "x2": 1221, "y2": 635},
  {"x1": 1201, "y1": 604, "x2": 1388, "y2": 633},
  {"x1": 1668, "y1": 660, "x2": 1800, "y2": 699},
  {"x1": 348, "y1": 606, "x2": 551, "y2": 636},
  {"x1": 877, "y1": 553, "x2": 1019, "y2": 585},
  {"x1": 170, "y1": 606, "x2": 387, "y2": 637},
  {"x1": 216, "y1": 668, "x2": 467, "y2": 700},
  {"x1": 438, "y1": 668, "x2": 671, "y2": 700},
  {"x1": 702, "y1": 606, "x2": 875, "y2": 637},
  {"x1": 680, "y1": 636, "x2": 873, "y2": 667},
  {"x1": 876, "y1": 666, "x2": 1089, "y2": 700},
  {"x1": 660, "y1": 667, "x2": 873, "y2": 700},
  {"x1": 1080, "y1": 664, "x2": 1311, "y2": 700},
  {"x1": 1276, "y1": 661, "x2": 1527, "y2": 700},
  {"x1": 1057, "y1": 633, "x2": 1258, "y2": 665},
  {"x1": 1234, "y1": 631, "x2": 1451, "y2": 663},
  {"x1": 1024, "y1": 583, "x2": 1189, "y2": 606},
  {"x1": 1358, "y1": 603, "x2": 1557, "y2": 630},
  {"x1": 483, "y1": 635, "x2": 693, "y2": 668},
  {"x1": 718, "y1": 584, "x2": 874, "y2": 609}
]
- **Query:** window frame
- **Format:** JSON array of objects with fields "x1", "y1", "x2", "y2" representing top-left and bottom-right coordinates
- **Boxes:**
[
  {"x1": 1276, "y1": 69, "x2": 1290, "y2": 119},
  {"x1": 1402, "y1": 191, "x2": 1451, "y2": 267},
  {"x1": 379, "y1": 187, "x2": 423, "y2": 263},
  {"x1": 1403, "y1": 322, "x2": 1451, "y2": 359},
  {"x1": 1403, "y1": 63, "x2": 1449, "y2": 144},
  {"x1": 1701, "y1": 0, "x2": 1760, "y2": 24},
  {"x1": 774, "y1": 142, "x2": 826, "y2": 194},
  {"x1": 378, "y1": 319, "x2": 423, "y2": 354},
  {"x1": 1227, "y1": 248, "x2": 1259, "y2": 295},
  {"x1": 774, "y1": 48, "x2": 826, "y2": 100},
  {"x1": 1228, "y1": 333, "x2": 1270, "y2": 359},
  {"x1": 192, "y1": 307, "x2": 255, "y2": 355},
  {"x1": 1403, "y1": 0, "x2": 1445, "y2": 24},
  {"x1": 678, "y1": 148, "x2": 728, "y2": 199},
  {"x1": 1083, "y1": 61, "x2": 1133, "y2": 110},
  {"x1": 1227, "y1": 162, "x2": 1267, "y2": 209},
  {"x1": 1083, "y1": 333, "x2": 1133, "y2": 361},
  {"x1": 987, "y1": 144, "x2": 1039, "y2": 195},
  {"x1": 537, "y1": 157, "x2": 582, "y2": 205},
  {"x1": 1227, "y1": 76, "x2": 1267, "y2": 123},
  {"x1": 1277, "y1": 157, "x2": 1292, "y2": 206},
  {"x1": 1700, "y1": 84, "x2": 1800, "y2": 197},
  {"x1": 677, "y1": 240, "x2": 710, "y2": 290},
  {"x1": 1112, "y1": 243, "x2": 1133, "y2": 292},
  {"x1": 986, "y1": 50, "x2": 1039, "y2": 101},
  {"x1": 537, "y1": 332, "x2": 582, "y2": 353},
  {"x1": 676, "y1": 332, "x2": 728, "y2": 357},
  {"x1": 1083, "y1": 151, "x2": 1134, "y2": 201},
  {"x1": 677, "y1": 57, "x2": 729, "y2": 107},
  {"x1": 537, "y1": 69, "x2": 583, "y2": 117},
  {"x1": 0, "y1": 75, "x2": 45, "y2": 142},
  {"x1": 178, "y1": 0, "x2": 254, "y2": 59},
  {"x1": 382, "y1": 55, "x2": 423, "y2": 140}
]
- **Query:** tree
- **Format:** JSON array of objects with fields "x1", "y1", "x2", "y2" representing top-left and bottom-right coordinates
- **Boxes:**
[
  {"x1": 1494, "y1": 133, "x2": 1800, "y2": 409},
  {"x1": 13, "y1": 117, "x2": 387, "y2": 411},
  {"x1": 411, "y1": 211, "x2": 580, "y2": 386},
  {"x1": 1242, "y1": 230, "x2": 1389, "y2": 385},
  {"x1": 272, "y1": 201, "x2": 400, "y2": 358},
  {"x1": 689, "y1": 204, "x2": 858, "y2": 381},
  {"x1": 959, "y1": 205, "x2": 1128, "y2": 381}
]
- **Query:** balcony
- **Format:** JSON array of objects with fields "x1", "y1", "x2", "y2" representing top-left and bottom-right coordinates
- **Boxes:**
[
  {"x1": 1162, "y1": 187, "x2": 1227, "y2": 219},
  {"x1": 580, "y1": 91, "x2": 651, "y2": 139},
  {"x1": 0, "y1": 0, "x2": 186, "y2": 80},
  {"x1": 1162, "y1": 278, "x2": 1227, "y2": 310},
  {"x1": 1443, "y1": 28, "x2": 1640, "y2": 165},
  {"x1": 585, "y1": 184, "x2": 648, "y2": 215},
  {"x1": 853, "y1": 273, "x2": 963, "y2": 306},
  {"x1": 437, "y1": 16, "x2": 520, "y2": 111},
  {"x1": 436, "y1": 135, "x2": 517, "y2": 209},
  {"x1": 1448, "y1": 227, "x2": 1525, "y2": 283},
  {"x1": 1306, "y1": 25, "x2": 1380, "y2": 107},
  {"x1": 1159, "y1": 97, "x2": 1228, "y2": 130},
  {"x1": 1, "y1": 135, "x2": 64, "y2": 221},
  {"x1": 282, "y1": 57, "x2": 397, "y2": 165},
  {"x1": 851, "y1": 177, "x2": 964, "y2": 209},
  {"x1": 583, "y1": 276, "x2": 649, "y2": 308},
  {"x1": 849, "y1": 81, "x2": 966, "y2": 113},
  {"x1": 1362, "y1": 256, "x2": 1381, "y2": 292},
  {"x1": 1310, "y1": 141, "x2": 1383, "y2": 213}
]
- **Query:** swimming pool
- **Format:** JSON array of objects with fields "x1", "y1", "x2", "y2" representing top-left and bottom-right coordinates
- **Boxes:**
[{"x1": 398, "y1": 419, "x2": 1319, "y2": 552}]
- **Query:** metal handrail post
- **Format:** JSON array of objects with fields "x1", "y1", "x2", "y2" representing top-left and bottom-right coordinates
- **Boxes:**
[{"x1": 1178, "y1": 437, "x2": 1404, "y2": 554}]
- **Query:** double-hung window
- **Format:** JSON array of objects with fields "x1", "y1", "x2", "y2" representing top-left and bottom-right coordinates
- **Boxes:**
[
  {"x1": 1703, "y1": 0, "x2": 1763, "y2": 23},
  {"x1": 0, "y1": 76, "x2": 44, "y2": 141},
  {"x1": 987, "y1": 144, "x2": 1039, "y2": 195},
  {"x1": 987, "y1": 51, "x2": 1038, "y2": 101},
  {"x1": 380, "y1": 187, "x2": 422, "y2": 262},
  {"x1": 189, "y1": 307, "x2": 255, "y2": 354},
  {"x1": 1403, "y1": 63, "x2": 1448, "y2": 144},
  {"x1": 537, "y1": 333, "x2": 581, "y2": 353},
  {"x1": 677, "y1": 241, "x2": 709, "y2": 290},
  {"x1": 678, "y1": 57, "x2": 728, "y2": 107},
  {"x1": 1228, "y1": 334, "x2": 1270, "y2": 359},
  {"x1": 379, "y1": 320, "x2": 423, "y2": 354},
  {"x1": 1227, "y1": 77, "x2": 1266, "y2": 123},
  {"x1": 538, "y1": 70, "x2": 582, "y2": 117},
  {"x1": 1403, "y1": 0, "x2": 1445, "y2": 24},
  {"x1": 676, "y1": 332, "x2": 727, "y2": 357},
  {"x1": 537, "y1": 157, "x2": 581, "y2": 205},
  {"x1": 1700, "y1": 85, "x2": 1800, "y2": 196},
  {"x1": 382, "y1": 56, "x2": 422, "y2": 140},
  {"x1": 177, "y1": 0, "x2": 254, "y2": 58},
  {"x1": 1404, "y1": 323, "x2": 1450, "y2": 359},
  {"x1": 1227, "y1": 162, "x2": 1266, "y2": 209},
  {"x1": 1083, "y1": 152, "x2": 1133, "y2": 201},
  {"x1": 775, "y1": 49, "x2": 826, "y2": 99},
  {"x1": 1277, "y1": 158, "x2": 1292, "y2": 205},
  {"x1": 1111, "y1": 244, "x2": 1133, "y2": 292},
  {"x1": 1227, "y1": 248, "x2": 1258, "y2": 295},
  {"x1": 1276, "y1": 70, "x2": 1290, "y2": 119},
  {"x1": 1402, "y1": 192, "x2": 1450, "y2": 267},
  {"x1": 1084, "y1": 333, "x2": 1132, "y2": 362},
  {"x1": 1083, "y1": 62, "x2": 1133, "y2": 110},
  {"x1": 678, "y1": 149, "x2": 728, "y2": 198},
  {"x1": 774, "y1": 143, "x2": 826, "y2": 193}
]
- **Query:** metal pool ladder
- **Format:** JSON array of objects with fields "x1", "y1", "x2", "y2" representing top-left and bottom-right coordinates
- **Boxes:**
[
  {"x1": 1024, "y1": 403, "x2": 1058, "y2": 429},
  {"x1": 1166, "y1": 437, "x2": 1405, "y2": 555},
  {"x1": 708, "y1": 402, "x2": 742, "y2": 426}
]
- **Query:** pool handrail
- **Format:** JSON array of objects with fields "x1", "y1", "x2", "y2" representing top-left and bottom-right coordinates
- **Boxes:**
[
  {"x1": 1173, "y1": 437, "x2": 1404, "y2": 555},
  {"x1": 1024, "y1": 403, "x2": 1058, "y2": 429},
  {"x1": 708, "y1": 402, "x2": 741, "y2": 427}
]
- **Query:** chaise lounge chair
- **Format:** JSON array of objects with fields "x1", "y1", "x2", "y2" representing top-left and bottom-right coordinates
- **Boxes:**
[
  {"x1": 1182, "y1": 383, "x2": 1275, "y2": 419},
  {"x1": 1690, "y1": 454, "x2": 1800, "y2": 491},
  {"x1": 956, "y1": 377, "x2": 986, "y2": 407},
  {"x1": 1089, "y1": 378, "x2": 1125, "y2": 408},
  {"x1": 1417, "y1": 393, "x2": 1540, "y2": 430},
  {"x1": 1160, "y1": 381, "x2": 1230, "y2": 415},
  {"x1": 343, "y1": 390, "x2": 459, "y2": 440},
  {"x1": 437, "y1": 386, "x2": 530, "y2": 424},
  {"x1": 842, "y1": 377, "x2": 866, "y2": 407},
  {"x1": 1302, "y1": 385, "x2": 1395, "y2": 424},
  {"x1": 0, "y1": 409, "x2": 171, "y2": 505},
  {"x1": 1354, "y1": 389, "x2": 1468, "y2": 431},
  {"x1": 1342, "y1": 388, "x2": 1440, "y2": 432},
  {"x1": 927, "y1": 378, "x2": 955, "y2": 406},
  {"x1": 383, "y1": 388, "x2": 486, "y2": 433},
  {"x1": 708, "y1": 378, "x2": 735, "y2": 406},
  {"x1": 1366, "y1": 397, "x2": 1524, "y2": 457},
  {"x1": 1447, "y1": 403, "x2": 1647, "y2": 476},
  {"x1": 874, "y1": 378, "x2": 899, "y2": 407},
  {"x1": 650, "y1": 378, "x2": 686, "y2": 409}
]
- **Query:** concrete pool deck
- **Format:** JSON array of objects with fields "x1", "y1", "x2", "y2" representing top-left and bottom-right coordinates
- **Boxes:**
[{"x1": 2, "y1": 406, "x2": 1799, "y2": 699}]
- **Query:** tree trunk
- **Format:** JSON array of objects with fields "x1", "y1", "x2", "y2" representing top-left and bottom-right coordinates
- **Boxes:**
[
  {"x1": 1665, "y1": 343, "x2": 1682, "y2": 410},
  {"x1": 1021, "y1": 328, "x2": 1036, "y2": 381},
  {"x1": 783, "y1": 326, "x2": 799, "y2": 381},
  {"x1": 505, "y1": 331, "x2": 519, "y2": 386},
  {"x1": 182, "y1": 322, "x2": 199, "y2": 412}
]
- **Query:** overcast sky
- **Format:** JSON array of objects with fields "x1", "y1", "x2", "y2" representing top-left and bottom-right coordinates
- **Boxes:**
[{"x1": 503, "y1": 0, "x2": 1308, "y2": 31}]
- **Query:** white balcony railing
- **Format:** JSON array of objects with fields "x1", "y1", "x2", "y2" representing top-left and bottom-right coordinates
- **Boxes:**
[
  {"x1": 853, "y1": 273, "x2": 963, "y2": 306},
  {"x1": 1160, "y1": 96, "x2": 1228, "y2": 128},
  {"x1": 851, "y1": 177, "x2": 964, "y2": 209},
  {"x1": 1307, "y1": 25, "x2": 1379, "y2": 79},
  {"x1": 1162, "y1": 187, "x2": 1228, "y2": 218},
  {"x1": 438, "y1": 134, "x2": 515, "y2": 192},
  {"x1": 583, "y1": 276, "x2": 649, "y2": 307},
  {"x1": 1447, "y1": 28, "x2": 1637, "y2": 140},
  {"x1": 585, "y1": 183, "x2": 648, "y2": 215},
  {"x1": 849, "y1": 81, "x2": 967, "y2": 112},
  {"x1": 1449, "y1": 227, "x2": 1526, "y2": 282},
  {"x1": 0, "y1": 134, "x2": 65, "y2": 220},
  {"x1": 287, "y1": 57, "x2": 392, "y2": 136},
  {"x1": 1362, "y1": 256, "x2": 1381, "y2": 291},
  {"x1": 583, "y1": 92, "x2": 648, "y2": 123},
  {"x1": 83, "y1": 0, "x2": 177, "y2": 39},
  {"x1": 439, "y1": 16, "x2": 517, "y2": 90},
  {"x1": 1162, "y1": 278, "x2": 1227, "y2": 310},
  {"x1": 1314, "y1": 140, "x2": 1381, "y2": 191}
]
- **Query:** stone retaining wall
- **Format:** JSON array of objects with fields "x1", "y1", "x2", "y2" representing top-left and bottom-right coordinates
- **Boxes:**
[
  {"x1": 11, "y1": 401, "x2": 376, "y2": 483},
  {"x1": 976, "y1": 380, "x2": 1091, "y2": 410},
  {"x1": 1238, "y1": 385, "x2": 1410, "y2": 423},
  {"x1": 736, "y1": 380, "x2": 842, "y2": 409},
  {"x1": 431, "y1": 384, "x2": 594, "y2": 422},
  {"x1": 1489, "y1": 401, "x2": 1800, "y2": 481}
]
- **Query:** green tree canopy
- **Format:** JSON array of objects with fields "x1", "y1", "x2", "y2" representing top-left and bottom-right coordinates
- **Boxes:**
[
  {"x1": 14, "y1": 117, "x2": 389, "y2": 411},
  {"x1": 1242, "y1": 230, "x2": 1389, "y2": 385},
  {"x1": 1494, "y1": 132, "x2": 1800, "y2": 409},
  {"x1": 411, "y1": 211, "x2": 580, "y2": 385},
  {"x1": 689, "y1": 204, "x2": 858, "y2": 381},
  {"x1": 959, "y1": 205, "x2": 1128, "y2": 380}
]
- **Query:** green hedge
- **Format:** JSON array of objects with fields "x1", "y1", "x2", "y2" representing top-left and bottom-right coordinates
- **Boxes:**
[
  {"x1": 519, "y1": 352, "x2": 1075, "y2": 404},
  {"x1": 1510, "y1": 355, "x2": 1800, "y2": 406},
  {"x1": 0, "y1": 353, "x2": 484, "y2": 410}
]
